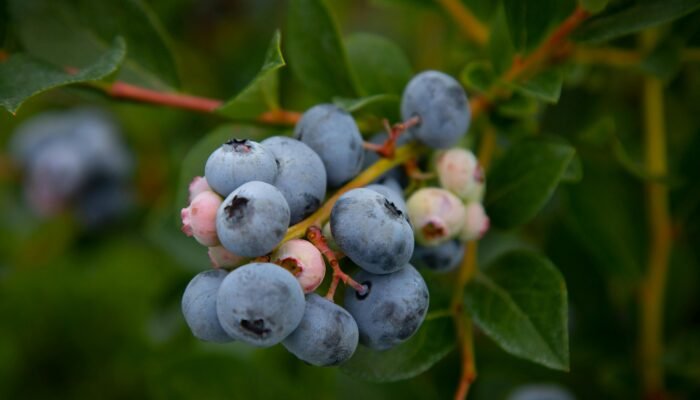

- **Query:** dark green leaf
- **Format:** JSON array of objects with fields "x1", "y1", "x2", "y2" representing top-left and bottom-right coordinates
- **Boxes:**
[
  {"x1": 333, "y1": 94, "x2": 399, "y2": 114},
  {"x1": 641, "y1": 39, "x2": 683, "y2": 83},
  {"x1": 489, "y1": 5, "x2": 515, "y2": 74},
  {"x1": 217, "y1": 31, "x2": 286, "y2": 120},
  {"x1": 575, "y1": 0, "x2": 700, "y2": 43},
  {"x1": 286, "y1": 0, "x2": 359, "y2": 100},
  {"x1": 496, "y1": 92, "x2": 540, "y2": 118},
  {"x1": 465, "y1": 250, "x2": 569, "y2": 370},
  {"x1": 459, "y1": 61, "x2": 496, "y2": 93},
  {"x1": 9, "y1": 0, "x2": 178, "y2": 89},
  {"x1": 0, "y1": 37, "x2": 125, "y2": 114},
  {"x1": 485, "y1": 139, "x2": 576, "y2": 229},
  {"x1": 579, "y1": 0, "x2": 609, "y2": 14},
  {"x1": 340, "y1": 314, "x2": 455, "y2": 382},
  {"x1": 175, "y1": 125, "x2": 278, "y2": 213},
  {"x1": 561, "y1": 153, "x2": 583, "y2": 183},
  {"x1": 514, "y1": 69, "x2": 564, "y2": 103},
  {"x1": 502, "y1": 0, "x2": 576, "y2": 52},
  {"x1": 345, "y1": 33, "x2": 412, "y2": 96}
]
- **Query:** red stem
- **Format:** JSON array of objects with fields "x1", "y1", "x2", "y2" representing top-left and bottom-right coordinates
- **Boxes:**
[
  {"x1": 306, "y1": 226, "x2": 366, "y2": 301},
  {"x1": 108, "y1": 81, "x2": 222, "y2": 113}
]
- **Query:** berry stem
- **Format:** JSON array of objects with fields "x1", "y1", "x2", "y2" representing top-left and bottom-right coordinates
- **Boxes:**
[
  {"x1": 282, "y1": 142, "x2": 426, "y2": 243},
  {"x1": 364, "y1": 116, "x2": 421, "y2": 158},
  {"x1": 468, "y1": 6, "x2": 590, "y2": 121},
  {"x1": 83, "y1": 80, "x2": 301, "y2": 125},
  {"x1": 639, "y1": 29, "x2": 671, "y2": 400},
  {"x1": 306, "y1": 226, "x2": 366, "y2": 301},
  {"x1": 435, "y1": 0, "x2": 489, "y2": 46}
]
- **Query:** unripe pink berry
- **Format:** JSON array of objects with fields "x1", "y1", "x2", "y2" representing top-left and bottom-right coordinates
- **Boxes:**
[
  {"x1": 436, "y1": 148, "x2": 485, "y2": 202},
  {"x1": 459, "y1": 202, "x2": 490, "y2": 242},
  {"x1": 208, "y1": 245, "x2": 246, "y2": 268},
  {"x1": 188, "y1": 176, "x2": 211, "y2": 202},
  {"x1": 407, "y1": 188, "x2": 466, "y2": 246},
  {"x1": 271, "y1": 239, "x2": 326, "y2": 293},
  {"x1": 181, "y1": 190, "x2": 222, "y2": 246}
]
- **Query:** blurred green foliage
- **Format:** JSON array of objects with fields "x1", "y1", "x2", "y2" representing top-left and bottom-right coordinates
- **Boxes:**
[{"x1": 1, "y1": 0, "x2": 700, "y2": 399}]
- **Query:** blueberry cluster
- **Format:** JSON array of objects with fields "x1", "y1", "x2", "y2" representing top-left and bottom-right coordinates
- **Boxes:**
[
  {"x1": 10, "y1": 107, "x2": 133, "y2": 227},
  {"x1": 180, "y1": 70, "x2": 490, "y2": 366}
]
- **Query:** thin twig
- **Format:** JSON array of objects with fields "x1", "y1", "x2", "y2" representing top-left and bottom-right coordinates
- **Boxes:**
[{"x1": 306, "y1": 226, "x2": 366, "y2": 301}]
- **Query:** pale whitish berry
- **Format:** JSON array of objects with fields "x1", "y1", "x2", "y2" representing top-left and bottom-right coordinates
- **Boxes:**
[
  {"x1": 436, "y1": 148, "x2": 485, "y2": 202},
  {"x1": 188, "y1": 176, "x2": 211, "y2": 202},
  {"x1": 459, "y1": 202, "x2": 490, "y2": 242},
  {"x1": 208, "y1": 245, "x2": 246, "y2": 268},
  {"x1": 181, "y1": 190, "x2": 223, "y2": 247},
  {"x1": 271, "y1": 239, "x2": 326, "y2": 293},
  {"x1": 407, "y1": 187, "x2": 466, "y2": 246}
]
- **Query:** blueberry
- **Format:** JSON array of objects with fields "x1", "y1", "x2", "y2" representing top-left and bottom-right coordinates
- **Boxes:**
[
  {"x1": 436, "y1": 148, "x2": 485, "y2": 202},
  {"x1": 271, "y1": 239, "x2": 326, "y2": 293},
  {"x1": 459, "y1": 202, "x2": 490, "y2": 242},
  {"x1": 411, "y1": 240, "x2": 464, "y2": 273},
  {"x1": 330, "y1": 188, "x2": 414, "y2": 274},
  {"x1": 204, "y1": 139, "x2": 278, "y2": 196},
  {"x1": 293, "y1": 104, "x2": 364, "y2": 187},
  {"x1": 216, "y1": 181, "x2": 290, "y2": 258},
  {"x1": 407, "y1": 188, "x2": 466, "y2": 246},
  {"x1": 207, "y1": 246, "x2": 246, "y2": 269},
  {"x1": 401, "y1": 70, "x2": 470, "y2": 148},
  {"x1": 343, "y1": 264, "x2": 429, "y2": 350},
  {"x1": 283, "y1": 293, "x2": 359, "y2": 366},
  {"x1": 75, "y1": 179, "x2": 132, "y2": 228},
  {"x1": 181, "y1": 269, "x2": 234, "y2": 343},
  {"x1": 365, "y1": 183, "x2": 407, "y2": 215},
  {"x1": 216, "y1": 263, "x2": 305, "y2": 347},
  {"x1": 261, "y1": 136, "x2": 327, "y2": 225},
  {"x1": 24, "y1": 141, "x2": 90, "y2": 216},
  {"x1": 508, "y1": 384, "x2": 575, "y2": 400},
  {"x1": 181, "y1": 189, "x2": 223, "y2": 247}
]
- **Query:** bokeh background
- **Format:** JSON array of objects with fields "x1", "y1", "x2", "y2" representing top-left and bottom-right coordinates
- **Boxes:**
[{"x1": 1, "y1": 0, "x2": 699, "y2": 399}]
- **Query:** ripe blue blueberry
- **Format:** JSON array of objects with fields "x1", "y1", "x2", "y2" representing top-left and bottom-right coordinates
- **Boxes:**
[
  {"x1": 507, "y1": 384, "x2": 575, "y2": 400},
  {"x1": 204, "y1": 139, "x2": 278, "y2": 196},
  {"x1": 261, "y1": 136, "x2": 327, "y2": 225},
  {"x1": 181, "y1": 269, "x2": 234, "y2": 343},
  {"x1": 365, "y1": 183, "x2": 407, "y2": 215},
  {"x1": 344, "y1": 264, "x2": 429, "y2": 350},
  {"x1": 75, "y1": 179, "x2": 132, "y2": 228},
  {"x1": 401, "y1": 70, "x2": 470, "y2": 149},
  {"x1": 216, "y1": 181, "x2": 290, "y2": 257},
  {"x1": 330, "y1": 188, "x2": 414, "y2": 274},
  {"x1": 283, "y1": 293, "x2": 359, "y2": 366},
  {"x1": 411, "y1": 240, "x2": 464, "y2": 273},
  {"x1": 216, "y1": 263, "x2": 305, "y2": 347},
  {"x1": 293, "y1": 104, "x2": 364, "y2": 187}
]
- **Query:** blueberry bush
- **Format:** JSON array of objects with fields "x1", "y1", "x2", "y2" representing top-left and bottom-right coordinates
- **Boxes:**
[{"x1": 1, "y1": 0, "x2": 700, "y2": 399}]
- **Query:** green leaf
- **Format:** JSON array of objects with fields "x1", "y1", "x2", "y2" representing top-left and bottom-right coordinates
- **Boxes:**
[
  {"x1": 485, "y1": 139, "x2": 576, "y2": 229},
  {"x1": 465, "y1": 250, "x2": 569, "y2": 370},
  {"x1": 345, "y1": 33, "x2": 412, "y2": 96},
  {"x1": 579, "y1": 0, "x2": 608, "y2": 14},
  {"x1": 216, "y1": 31, "x2": 286, "y2": 120},
  {"x1": 0, "y1": 37, "x2": 126, "y2": 114},
  {"x1": 333, "y1": 94, "x2": 399, "y2": 114},
  {"x1": 459, "y1": 61, "x2": 496, "y2": 93},
  {"x1": 513, "y1": 69, "x2": 564, "y2": 103},
  {"x1": 286, "y1": 0, "x2": 359, "y2": 100},
  {"x1": 575, "y1": 0, "x2": 700, "y2": 43},
  {"x1": 561, "y1": 153, "x2": 583, "y2": 183},
  {"x1": 641, "y1": 38, "x2": 683, "y2": 83},
  {"x1": 340, "y1": 314, "x2": 455, "y2": 382},
  {"x1": 502, "y1": 0, "x2": 576, "y2": 52},
  {"x1": 496, "y1": 92, "x2": 540, "y2": 118},
  {"x1": 175, "y1": 124, "x2": 278, "y2": 213},
  {"x1": 9, "y1": 0, "x2": 178, "y2": 89},
  {"x1": 489, "y1": 5, "x2": 515, "y2": 74}
]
